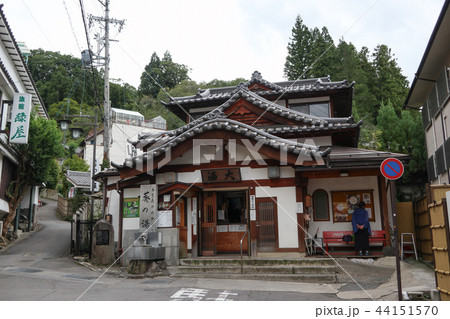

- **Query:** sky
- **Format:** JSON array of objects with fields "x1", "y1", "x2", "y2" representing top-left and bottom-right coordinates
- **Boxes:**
[{"x1": 0, "y1": 0, "x2": 446, "y2": 90}]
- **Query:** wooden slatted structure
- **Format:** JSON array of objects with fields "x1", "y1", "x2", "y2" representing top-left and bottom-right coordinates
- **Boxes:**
[
  {"x1": 256, "y1": 198, "x2": 278, "y2": 250},
  {"x1": 413, "y1": 197, "x2": 434, "y2": 262},
  {"x1": 201, "y1": 192, "x2": 216, "y2": 256},
  {"x1": 428, "y1": 199, "x2": 450, "y2": 301}
]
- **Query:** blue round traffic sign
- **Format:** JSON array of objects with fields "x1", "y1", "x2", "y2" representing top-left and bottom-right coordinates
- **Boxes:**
[{"x1": 380, "y1": 158, "x2": 404, "y2": 180}]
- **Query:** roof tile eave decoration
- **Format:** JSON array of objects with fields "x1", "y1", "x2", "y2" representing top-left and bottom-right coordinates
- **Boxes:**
[
  {"x1": 164, "y1": 71, "x2": 354, "y2": 107},
  {"x1": 0, "y1": 5, "x2": 48, "y2": 118},
  {"x1": 122, "y1": 116, "x2": 327, "y2": 169}
]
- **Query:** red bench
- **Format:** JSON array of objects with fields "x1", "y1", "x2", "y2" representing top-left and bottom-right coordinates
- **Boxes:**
[{"x1": 322, "y1": 230, "x2": 386, "y2": 255}]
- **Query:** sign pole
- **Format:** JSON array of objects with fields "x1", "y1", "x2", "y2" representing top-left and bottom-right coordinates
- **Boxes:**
[
  {"x1": 389, "y1": 179, "x2": 403, "y2": 301},
  {"x1": 380, "y1": 158, "x2": 404, "y2": 301}
]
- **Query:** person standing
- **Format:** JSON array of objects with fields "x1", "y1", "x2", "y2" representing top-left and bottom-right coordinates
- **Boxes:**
[{"x1": 352, "y1": 201, "x2": 371, "y2": 256}]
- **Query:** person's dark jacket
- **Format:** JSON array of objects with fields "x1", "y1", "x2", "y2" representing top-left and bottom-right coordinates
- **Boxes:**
[{"x1": 351, "y1": 208, "x2": 371, "y2": 234}]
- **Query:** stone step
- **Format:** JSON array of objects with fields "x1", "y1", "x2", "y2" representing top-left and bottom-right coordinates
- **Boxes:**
[
  {"x1": 169, "y1": 272, "x2": 337, "y2": 283},
  {"x1": 180, "y1": 258, "x2": 335, "y2": 267},
  {"x1": 171, "y1": 265, "x2": 337, "y2": 275}
]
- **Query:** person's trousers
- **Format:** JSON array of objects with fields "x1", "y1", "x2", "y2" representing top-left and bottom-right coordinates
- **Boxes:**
[{"x1": 355, "y1": 228, "x2": 369, "y2": 252}]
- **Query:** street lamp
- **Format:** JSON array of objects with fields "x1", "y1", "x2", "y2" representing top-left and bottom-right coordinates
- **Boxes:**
[
  {"x1": 70, "y1": 127, "x2": 83, "y2": 139},
  {"x1": 59, "y1": 108, "x2": 98, "y2": 258}
]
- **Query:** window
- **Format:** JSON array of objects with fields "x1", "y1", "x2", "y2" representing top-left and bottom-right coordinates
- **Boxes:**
[
  {"x1": 290, "y1": 102, "x2": 330, "y2": 117},
  {"x1": 216, "y1": 191, "x2": 247, "y2": 225},
  {"x1": 312, "y1": 189, "x2": 329, "y2": 221}
]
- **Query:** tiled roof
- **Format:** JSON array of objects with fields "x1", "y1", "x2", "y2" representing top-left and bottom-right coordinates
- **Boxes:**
[
  {"x1": 132, "y1": 86, "x2": 356, "y2": 150},
  {"x1": 116, "y1": 112, "x2": 331, "y2": 170},
  {"x1": 93, "y1": 167, "x2": 119, "y2": 181},
  {"x1": 163, "y1": 71, "x2": 353, "y2": 106},
  {"x1": 310, "y1": 145, "x2": 409, "y2": 169},
  {"x1": 65, "y1": 170, "x2": 91, "y2": 188}
]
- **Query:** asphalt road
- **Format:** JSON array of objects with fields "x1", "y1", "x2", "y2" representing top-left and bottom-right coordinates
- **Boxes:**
[
  {"x1": 0, "y1": 200, "x2": 345, "y2": 301},
  {"x1": 1, "y1": 199, "x2": 433, "y2": 302}
]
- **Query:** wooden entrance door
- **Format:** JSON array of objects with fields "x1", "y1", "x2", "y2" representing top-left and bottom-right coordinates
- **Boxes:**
[
  {"x1": 201, "y1": 192, "x2": 216, "y2": 256},
  {"x1": 175, "y1": 197, "x2": 187, "y2": 257},
  {"x1": 256, "y1": 198, "x2": 278, "y2": 250}
]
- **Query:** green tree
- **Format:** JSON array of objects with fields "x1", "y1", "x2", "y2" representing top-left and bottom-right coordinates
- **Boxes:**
[
  {"x1": 376, "y1": 102, "x2": 427, "y2": 183},
  {"x1": 138, "y1": 51, "x2": 190, "y2": 98},
  {"x1": 284, "y1": 15, "x2": 313, "y2": 80},
  {"x1": 284, "y1": 15, "x2": 336, "y2": 80},
  {"x1": 371, "y1": 45, "x2": 409, "y2": 115},
  {"x1": 44, "y1": 159, "x2": 60, "y2": 190},
  {"x1": 2, "y1": 115, "x2": 64, "y2": 236},
  {"x1": 200, "y1": 78, "x2": 248, "y2": 88}
]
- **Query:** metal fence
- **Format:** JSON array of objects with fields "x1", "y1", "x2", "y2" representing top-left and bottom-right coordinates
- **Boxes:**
[{"x1": 71, "y1": 219, "x2": 100, "y2": 256}]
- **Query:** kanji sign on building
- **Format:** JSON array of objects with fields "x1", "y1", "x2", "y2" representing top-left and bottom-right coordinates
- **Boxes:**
[
  {"x1": 9, "y1": 93, "x2": 31, "y2": 144},
  {"x1": 140, "y1": 184, "x2": 158, "y2": 232}
]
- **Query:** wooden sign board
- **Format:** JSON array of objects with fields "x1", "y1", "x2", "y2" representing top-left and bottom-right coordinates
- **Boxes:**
[{"x1": 201, "y1": 168, "x2": 241, "y2": 183}]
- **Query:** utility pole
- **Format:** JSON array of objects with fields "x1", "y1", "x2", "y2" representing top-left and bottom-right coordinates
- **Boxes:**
[{"x1": 89, "y1": 0, "x2": 124, "y2": 164}]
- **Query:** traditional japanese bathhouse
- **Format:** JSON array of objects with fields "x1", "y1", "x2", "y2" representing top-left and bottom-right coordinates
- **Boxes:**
[{"x1": 106, "y1": 71, "x2": 407, "y2": 259}]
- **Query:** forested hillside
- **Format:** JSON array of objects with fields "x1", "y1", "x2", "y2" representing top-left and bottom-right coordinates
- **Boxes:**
[{"x1": 284, "y1": 15, "x2": 426, "y2": 184}]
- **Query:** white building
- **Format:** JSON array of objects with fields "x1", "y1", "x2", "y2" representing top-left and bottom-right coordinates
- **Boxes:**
[
  {"x1": 83, "y1": 108, "x2": 166, "y2": 171},
  {"x1": 0, "y1": 5, "x2": 48, "y2": 232},
  {"x1": 405, "y1": 0, "x2": 450, "y2": 185}
]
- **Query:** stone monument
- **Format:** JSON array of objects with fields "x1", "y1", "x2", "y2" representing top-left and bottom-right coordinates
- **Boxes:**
[{"x1": 92, "y1": 220, "x2": 115, "y2": 265}]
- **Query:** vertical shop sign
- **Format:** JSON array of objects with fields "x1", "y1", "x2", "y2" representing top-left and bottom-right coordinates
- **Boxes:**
[
  {"x1": 10, "y1": 93, "x2": 31, "y2": 144},
  {"x1": 140, "y1": 184, "x2": 157, "y2": 232}
]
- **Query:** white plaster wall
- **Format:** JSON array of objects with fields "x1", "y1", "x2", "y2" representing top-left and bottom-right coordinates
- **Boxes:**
[
  {"x1": 307, "y1": 176, "x2": 383, "y2": 239},
  {"x1": 177, "y1": 171, "x2": 202, "y2": 184},
  {"x1": 255, "y1": 186, "x2": 298, "y2": 248}
]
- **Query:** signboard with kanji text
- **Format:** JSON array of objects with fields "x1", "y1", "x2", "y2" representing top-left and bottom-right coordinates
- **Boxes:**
[
  {"x1": 140, "y1": 184, "x2": 158, "y2": 232},
  {"x1": 9, "y1": 93, "x2": 31, "y2": 144}
]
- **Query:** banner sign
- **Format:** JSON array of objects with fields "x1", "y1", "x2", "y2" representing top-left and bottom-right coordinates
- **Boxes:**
[
  {"x1": 10, "y1": 93, "x2": 32, "y2": 144},
  {"x1": 123, "y1": 198, "x2": 139, "y2": 218},
  {"x1": 140, "y1": 184, "x2": 158, "y2": 232}
]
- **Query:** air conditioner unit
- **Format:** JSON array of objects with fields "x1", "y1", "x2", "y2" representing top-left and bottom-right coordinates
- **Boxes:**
[{"x1": 164, "y1": 172, "x2": 177, "y2": 183}]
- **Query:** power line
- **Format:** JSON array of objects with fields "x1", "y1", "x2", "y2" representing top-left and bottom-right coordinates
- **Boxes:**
[
  {"x1": 63, "y1": 0, "x2": 82, "y2": 52},
  {"x1": 21, "y1": 0, "x2": 55, "y2": 50}
]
